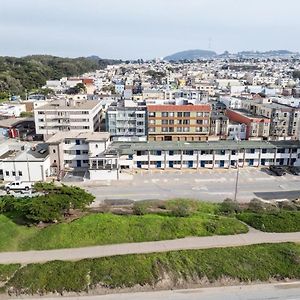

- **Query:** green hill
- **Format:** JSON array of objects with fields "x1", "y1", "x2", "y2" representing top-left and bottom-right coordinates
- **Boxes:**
[
  {"x1": 0, "y1": 55, "x2": 121, "y2": 98},
  {"x1": 164, "y1": 49, "x2": 217, "y2": 61}
]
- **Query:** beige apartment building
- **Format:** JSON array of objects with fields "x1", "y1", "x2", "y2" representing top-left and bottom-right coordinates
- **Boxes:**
[{"x1": 147, "y1": 104, "x2": 211, "y2": 141}]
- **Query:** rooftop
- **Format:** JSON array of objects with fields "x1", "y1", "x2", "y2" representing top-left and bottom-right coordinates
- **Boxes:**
[
  {"x1": 228, "y1": 109, "x2": 270, "y2": 120},
  {"x1": 46, "y1": 131, "x2": 110, "y2": 143},
  {"x1": 109, "y1": 140, "x2": 300, "y2": 155},
  {"x1": 35, "y1": 99, "x2": 101, "y2": 111},
  {"x1": 0, "y1": 143, "x2": 49, "y2": 162},
  {"x1": 147, "y1": 104, "x2": 211, "y2": 112}
]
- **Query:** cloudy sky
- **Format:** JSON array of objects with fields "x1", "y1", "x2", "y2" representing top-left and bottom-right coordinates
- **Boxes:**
[{"x1": 0, "y1": 0, "x2": 299, "y2": 59}]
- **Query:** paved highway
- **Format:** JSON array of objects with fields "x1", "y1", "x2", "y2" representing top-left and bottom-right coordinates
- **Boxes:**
[
  {"x1": 7, "y1": 282, "x2": 300, "y2": 300},
  {"x1": 76, "y1": 168, "x2": 300, "y2": 204}
]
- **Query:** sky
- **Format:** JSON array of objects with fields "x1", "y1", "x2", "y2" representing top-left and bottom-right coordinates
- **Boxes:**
[{"x1": 0, "y1": 0, "x2": 299, "y2": 60}]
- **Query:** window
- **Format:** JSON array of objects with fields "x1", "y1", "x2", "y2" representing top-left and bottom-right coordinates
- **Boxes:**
[
  {"x1": 76, "y1": 150, "x2": 81, "y2": 155},
  {"x1": 162, "y1": 119, "x2": 168, "y2": 125},
  {"x1": 18, "y1": 171, "x2": 22, "y2": 176},
  {"x1": 262, "y1": 149, "x2": 267, "y2": 154},
  {"x1": 183, "y1": 120, "x2": 190, "y2": 125},
  {"x1": 162, "y1": 112, "x2": 168, "y2": 117},
  {"x1": 169, "y1": 112, "x2": 174, "y2": 117},
  {"x1": 53, "y1": 149, "x2": 56, "y2": 154},
  {"x1": 76, "y1": 140, "x2": 80, "y2": 145},
  {"x1": 149, "y1": 112, "x2": 155, "y2": 117},
  {"x1": 12, "y1": 171, "x2": 16, "y2": 176},
  {"x1": 197, "y1": 112, "x2": 203, "y2": 117},
  {"x1": 183, "y1": 112, "x2": 190, "y2": 117},
  {"x1": 177, "y1": 112, "x2": 183, "y2": 117},
  {"x1": 64, "y1": 140, "x2": 71, "y2": 144},
  {"x1": 5, "y1": 171, "x2": 9, "y2": 176},
  {"x1": 196, "y1": 119, "x2": 203, "y2": 125}
]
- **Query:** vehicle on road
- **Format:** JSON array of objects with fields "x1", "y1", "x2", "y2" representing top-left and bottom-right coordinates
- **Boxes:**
[
  {"x1": 287, "y1": 166, "x2": 300, "y2": 176},
  {"x1": 5, "y1": 181, "x2": 33, "y2": 194},
  {"x1": 269, "y1": 165, "x2": 286, "y2": 176}
]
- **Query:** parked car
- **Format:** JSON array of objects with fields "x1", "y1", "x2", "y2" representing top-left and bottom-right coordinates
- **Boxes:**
[
  {"x1": 287, "y1": 166, "x2": 300, "y2": 176},
  {"x1": 5, "y1": 181, "x2": 33, "y2": 193},
  {"x1": 269, "y1": 165, "x2": 286, "y2": 176}
]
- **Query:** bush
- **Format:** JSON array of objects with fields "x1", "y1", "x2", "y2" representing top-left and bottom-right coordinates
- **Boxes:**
[
  {"x1": 219, "y1": 198, "x2": 240, "y2": 215},
  {"x1": 132, "y1": 202, "x2": 148, "y2": 215},
  {"x1": 0, "y1": 184, "x2": 95, "y2": 223}
]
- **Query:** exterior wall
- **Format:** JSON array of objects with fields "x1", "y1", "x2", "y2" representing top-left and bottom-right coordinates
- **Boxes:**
[
  {"x1": 34, "y1": 103, "x2": 102, "y2": 136},
  {"x1": 126, "y1": 146, "x2": 300, "y2": 170},
  {"x1": 1, "y1": 157, "x2": 51, "y2": 182},
  {"x1": 147, "y1": 105, "x2": 211, "y2": 141},
  {"x1": 106, "y1": 108, "x2": 147, "y2": 137},
  {"x1": 226, "y1": 109, "x2": 270, "y2": 139}
]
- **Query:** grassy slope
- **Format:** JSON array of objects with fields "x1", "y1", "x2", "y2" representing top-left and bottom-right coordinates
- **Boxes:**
[
  {"x1": 2, "y1": 243, "x2": 300, "y2": 295},
  {"x1": 0, "y1": 215, "x2": 37, "y2": 251},
  {"x1": 0, "y1": 213, "x2": 247, "y2": 252},
  {"x1": 237, "y1": 211, "x2": 300, "y2": 232}
]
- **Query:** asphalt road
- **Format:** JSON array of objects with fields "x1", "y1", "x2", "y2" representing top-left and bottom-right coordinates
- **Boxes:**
[
  {"x1": 77, "y1": 168, "x2": 300, "y2": 204},
  {"x1": 6, "y1": 282, "x2": 300, "y2": 300},
  {"x1": 1, "y1": 231, "x2": 299, "y2": 264}
]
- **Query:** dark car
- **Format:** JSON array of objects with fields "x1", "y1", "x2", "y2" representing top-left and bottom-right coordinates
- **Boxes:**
[
  {"x1": 269, "y1": 165, "x2": 286, "y2": 176},
  {"x1": 287, "y1": 166, "x2": 300, "y2": 176}
]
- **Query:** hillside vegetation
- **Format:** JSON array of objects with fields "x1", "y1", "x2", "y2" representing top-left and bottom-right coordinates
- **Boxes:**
[
  {"x1": 0, "y1": 243, "x2": 299, "y2": 295},
  {"x1": 0, "y1": 55, "x2": 120, "y2": 98}
]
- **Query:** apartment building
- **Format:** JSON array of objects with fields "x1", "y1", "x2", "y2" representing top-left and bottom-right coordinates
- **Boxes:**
[
  {"x1": 147, "y1": 104, "x2": 211, "y2": 141},
  {"x1": 209, "y1": 112, "x2": 229, "y2": 138},
  {"x1": 106, "y1": 101, "x2": 147, "y2": 138},
  {"x1": 46, "y1": 132, "x2": 110, "y2": 179},
  {"x1": 226, "y1": 109, "x2": 270, "y2": 140},
  {"x1": 34, "y1": 99, "x2": 102, "y2": 138},
  {"x1": 243, "y1": 100, "x2": 300, "y2": 139},
  {"x1": 106, "y1": 140, "x2": 300, "y2": 174}
]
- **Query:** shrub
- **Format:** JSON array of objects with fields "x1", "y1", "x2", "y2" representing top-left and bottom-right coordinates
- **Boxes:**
[
  {"x1": 219, "y1": 198, "x2": 240, "y2": 215},
  {"x1": 132, "y1": 202, "x2": 148, "y2": 215}
]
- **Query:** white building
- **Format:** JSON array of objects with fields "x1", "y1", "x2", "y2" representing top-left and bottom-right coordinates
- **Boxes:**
[
  {"x1": 0, "y1": 142, "x2": 50, "y2": 182},
  {"x1": 220, "y1": 97, "x2": 243, "y2": 109},
  {"x1": 34, "y1": 99, "x2": 102, "y2": 138}
]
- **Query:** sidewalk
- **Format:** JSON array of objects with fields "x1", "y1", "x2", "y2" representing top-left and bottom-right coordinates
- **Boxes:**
[{"x1": 0, "y1": 231, "x2": 299, "y2": 264}]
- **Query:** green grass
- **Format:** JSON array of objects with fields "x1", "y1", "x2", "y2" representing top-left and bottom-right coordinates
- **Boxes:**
[
  {"x1": 19, "y1": 213, "x2": 248, "y2": 250},
  {"x1": 2, "y1": 243, "x2": 300, "y2": 295},
  {"x1": 0, "y1": 264, "x2": 20, "y2": 281},
  {"x1": 237, "y1": 211, "x2": 300, "y2": 232},
  {"x1": 0, "y1": 215, "x2": 37, "y2": 251},
  {"x1": 0, "y1": 212, "x2": 247, "y2": 252}
]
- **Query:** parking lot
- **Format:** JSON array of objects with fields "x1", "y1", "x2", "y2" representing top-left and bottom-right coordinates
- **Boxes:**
[{"x1": 78, "y1": 168, "x2": 300, "y2": 205}]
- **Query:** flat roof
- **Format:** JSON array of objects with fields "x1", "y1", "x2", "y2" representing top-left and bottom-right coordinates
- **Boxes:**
[
  {"x1": 109, "y1": 140, "x2": 300, "y2": 155},
  {"x1": 229, "y1": 109, "x2": 270, "y2": 120},
  {"x1": 36, "y1": 100, "x2": 100, "y2": 111},
  {"x1": 46, "y1": 131, "x2": 110, "y2": 144},
  {"x1": 1, "y1": 143, "x2": 49, "y2": 162},
  {"x1": 0, "y1": 117, "x2": 34, "y2": 129},
  {"x1": 147, "y1": 105, "x2": 211, "y2": 112}
]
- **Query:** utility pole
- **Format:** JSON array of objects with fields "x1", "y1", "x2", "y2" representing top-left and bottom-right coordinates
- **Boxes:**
[{"x1": 234, "y1": 155, "x2": 240, "y2": 202}]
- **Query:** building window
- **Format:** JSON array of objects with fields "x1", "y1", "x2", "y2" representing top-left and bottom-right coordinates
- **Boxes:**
[
  {"x1": 53, "y1": 149, "x2": 56, "y2": 154},
  {"x1": 162, "y1": 112, "x2": 168, "y2": 117},
  {"x1": 183, "y1": 112, "x2": 190, "y2": 117},
  {"x1": 177, "y1": 112, "x2": 183, "y2": 117},
  {"x1": 76, "y1": 140, "x2": 80, "y2": 145},
  {"x1": 18, "y1": 171, "x2": 22, "y2": 176},
  {"x1": 12, "y1": 171, "x2": 16, "y2": 176},
  {"x1": 5, "y1": 171, "x2": 9, "y2": 176}
]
